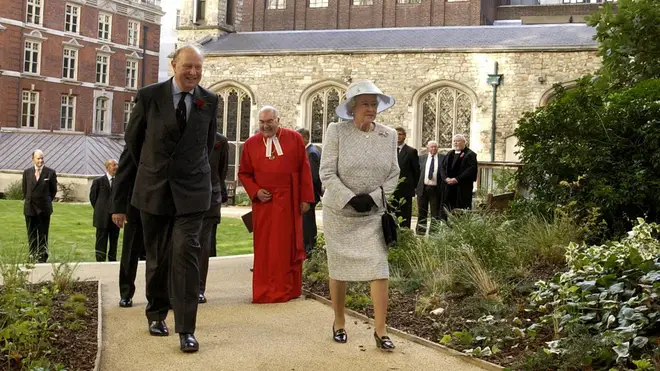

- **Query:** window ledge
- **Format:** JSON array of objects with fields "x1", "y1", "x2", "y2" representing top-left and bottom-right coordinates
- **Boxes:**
[
  {"x1": 94, "y1": 83, "x2": 111, "y2": 88},
  {"x1": 21, "y1": 73, "x2": 46, "y2": 80},
  {"x1": 62, "y1": 78, "x2": 82, "y2": 85}
]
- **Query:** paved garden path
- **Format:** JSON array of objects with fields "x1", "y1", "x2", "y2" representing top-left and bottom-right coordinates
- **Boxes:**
[{"x1": 30, "y1": 254, "x2": 485, "y2": 371}]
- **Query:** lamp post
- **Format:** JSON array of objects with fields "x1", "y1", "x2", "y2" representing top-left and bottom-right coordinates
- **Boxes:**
[{"x1": 487, "y1": 62, "x2": 503, "y2": 162}]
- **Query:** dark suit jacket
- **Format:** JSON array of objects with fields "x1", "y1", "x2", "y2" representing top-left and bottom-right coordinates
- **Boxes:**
[
  {"x1": 306, "y1": 144, "x2": 322, "y2": 204},
  {"x1": 440, "y1": 147, "x2": 478, "y2": 207},
  {"x1": 90, "y1": 175, "x2": 113, "y2": 228},
  {"x1": 206, "y1": 132, "x2": 229, "y2": 219},
  {"x1": 416, "y1": 154, "x2": 444, "y2": 196},
  {"x1": 111, "y1": 78, "x2": 218, "y2": 216},
  {"x1": 395, "y1": 144, "x2": 420, "y2": 199},
  {"x1": 22, "y1": 166, "x2": 57, "y2": 216}
]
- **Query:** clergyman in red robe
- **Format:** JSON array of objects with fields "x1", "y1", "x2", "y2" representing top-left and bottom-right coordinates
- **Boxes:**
[{"x1": 238, "y1": 106, "x2": 315, "y2": 303}]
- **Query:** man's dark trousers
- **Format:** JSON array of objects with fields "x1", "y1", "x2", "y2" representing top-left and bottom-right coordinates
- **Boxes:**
[
  {"x1": 25, "y1": 213, "x2": 50, "y2": 262},
  {"x1": 95, "y1": 220, "x2": 119, "y2": 261},
  {"x1": 199, "y1": 215, "x2": 219, "y2": 295},
  {"x1": 416, "y1": 185, "x2": 441, "y2": 234},
  {"x1": 141, "y1": 210, "x2": 204, "y2": 334},
  {"x1": 119, "y1": 204, "x2": 145, "y2": 301}
]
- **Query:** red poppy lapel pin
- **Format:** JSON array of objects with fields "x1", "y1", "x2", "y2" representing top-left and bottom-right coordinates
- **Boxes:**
[
  {"x1": 195, "y1": 98, "x2": 206, "y2": 109},
  {"x1": 214, "y1": 141, "x2": 221, "y2": 149}
]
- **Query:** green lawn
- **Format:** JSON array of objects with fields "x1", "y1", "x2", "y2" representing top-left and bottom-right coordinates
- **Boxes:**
[{"x1": 0, "y1": 200, "x2": 253, "y2": 263}]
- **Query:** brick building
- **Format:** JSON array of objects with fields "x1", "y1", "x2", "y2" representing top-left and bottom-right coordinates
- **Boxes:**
[
  {"x1": 0, "y1": 0, "x2": 164, "y2": 135},
  {"x1": 175, "y1": 0, "x2": 614, "y2": 40}
]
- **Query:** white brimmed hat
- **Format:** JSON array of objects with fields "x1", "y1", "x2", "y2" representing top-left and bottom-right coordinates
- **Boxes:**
[{"x1": 335, "y1": 80, "x2": 395, "y2": 120}]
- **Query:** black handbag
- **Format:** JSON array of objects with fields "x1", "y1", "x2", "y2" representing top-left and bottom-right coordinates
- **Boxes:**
[{"x1": 380, "y1": 187, "x2": 398, "y2": 248}]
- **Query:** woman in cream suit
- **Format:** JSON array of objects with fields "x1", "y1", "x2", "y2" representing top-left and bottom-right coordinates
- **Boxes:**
[{"x1": 319, "y1": 80, "x2": 400, "y2": 351}]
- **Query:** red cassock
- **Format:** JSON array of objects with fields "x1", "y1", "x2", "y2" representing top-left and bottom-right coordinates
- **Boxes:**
[{"x1": 238, "y1": 128, "x2": 315, "y2": 303}]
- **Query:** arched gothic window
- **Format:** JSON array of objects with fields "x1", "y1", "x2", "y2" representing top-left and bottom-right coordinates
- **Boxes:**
[
  {"x1": 307, "y1": 86, "x2": 345, "y2": 145},
  {"x1": 217, "y1": 86, "x2": 252, "y2": 181},
  {"x1": 420, "y1": 87, "x2": 472, "y2": 149}
]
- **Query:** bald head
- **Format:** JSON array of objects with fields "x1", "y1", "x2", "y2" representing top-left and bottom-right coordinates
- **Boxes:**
[
  {"x1": 171, "y1": 44, "x2": 204, "y2": 93},
  {"x1": 32, "y1": 149, "x2": 44, "y2": 168},
  {"x1": 105, "y1": 159, "x2": 118, "y2": 176}
]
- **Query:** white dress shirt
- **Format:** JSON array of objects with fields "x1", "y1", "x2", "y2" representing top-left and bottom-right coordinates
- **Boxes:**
[{"x1": 423, "y1": 154, "x2": 439, "y2": 186}]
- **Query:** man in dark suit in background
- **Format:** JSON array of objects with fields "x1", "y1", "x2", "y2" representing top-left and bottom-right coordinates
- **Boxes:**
[
  {"x1": 90, "y1": 159, "x2": 119, "y2": 262},
  {"x1": 440, "y1": 134, "x2": 478, "y2": 215},
  {"x1": 110, "y1": 45, "x2": 217, "y2": 353},
  {"x1": 22, "y1": 149, "x2": 57, "y2": 263},
  {"x1": 392, "y1": 127, "x2": 420, "y2": 229},
  {"x1": 296, "y1": 128, "x2": 322, "y2": 258},
  {"x1": 415, "y1": 141, "x2": 443, "y2": 235},
  {"x1": 198, "y1": 132, "x2": 229, "y2": 304},
  {"x1": 114, "y1": 147, "x2": 146, "y2": 308}
]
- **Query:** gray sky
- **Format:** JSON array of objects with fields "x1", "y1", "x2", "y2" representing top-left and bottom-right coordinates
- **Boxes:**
[{"x1": 158, "y1": 2, "x2": 178, "y2": 82}]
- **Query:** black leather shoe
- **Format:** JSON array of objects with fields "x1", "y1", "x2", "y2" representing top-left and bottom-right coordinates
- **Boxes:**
[
  {"x1": 198, "y1": 294, "x2": 207, "y2": 304},
  {"x1": 148, "y1": 320, "x2": 169, "y2": 336},
  {"x1": 374, "y1": 331, "x2": 395, "y2": 351},
  {"x1": 332, "y1": 324, "x2": 347, "y2": 343},
  {"x1": 179, "y1": 333, "x2": 199, "y2": 353},
  {"x1": 119, "y1": 298, "x2": 132, "y2": 308}
]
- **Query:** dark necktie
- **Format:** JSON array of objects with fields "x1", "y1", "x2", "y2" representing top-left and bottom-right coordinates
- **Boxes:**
[
  {"x1": 110, "y1": 177, "x2": 114, "y2": 189},
  {"x1": 397, "y1": 147, "x2": 400, "y2": 155},
  {"x1": 176, "y1": 92, "x2": 188, "y2": 133},
  {"x1": 428, "y1": 155, "x2": 434, "y2": 180}
]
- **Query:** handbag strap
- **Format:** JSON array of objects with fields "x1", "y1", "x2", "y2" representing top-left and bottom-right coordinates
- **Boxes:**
[{"x1": 380, "y1": 186, "x2": 386, "y2": 209}]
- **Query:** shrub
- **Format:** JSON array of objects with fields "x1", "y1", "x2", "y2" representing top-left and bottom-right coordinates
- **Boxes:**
[
  {"x1": 56, "y1": 182, "x2": 77, "y2": 202},
  {"x1": 4, "y1": 180, "x2": 23, "y2": 200},
  {"x1": 523, "y1": 220, "x2": 660, "y2": 369}
]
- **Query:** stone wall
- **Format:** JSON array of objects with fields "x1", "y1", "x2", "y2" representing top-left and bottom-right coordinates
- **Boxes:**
[{"x1": 200, "y1": 50, "x2": 600, "y2": 161}]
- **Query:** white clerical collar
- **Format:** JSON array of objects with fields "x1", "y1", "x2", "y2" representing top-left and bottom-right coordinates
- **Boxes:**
[{"x1": 265, "y1": 135, "x2": 284, "y2": 159}]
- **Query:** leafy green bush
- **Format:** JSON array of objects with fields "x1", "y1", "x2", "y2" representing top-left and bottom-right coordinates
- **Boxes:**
[
  {"x1": 522, "y1": 220, "x2": 660, "y2": 369},
  {"x1": 302, "y1": 233, "x2": 328, "y2": 283},
  {"x1": 515, "y1": 0, "x2": 660, "y2": 239},
  {"x1": 3, "y1": 180, "x2": 22, "y2": 200}
]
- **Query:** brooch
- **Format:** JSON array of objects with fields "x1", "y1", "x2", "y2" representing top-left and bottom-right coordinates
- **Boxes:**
[
  {"x1": 378, "y1": 131, "x2": 389, "y2": 137},
  {"x1": 195, "y1": 99, "x2": 206, "y2": 109}
]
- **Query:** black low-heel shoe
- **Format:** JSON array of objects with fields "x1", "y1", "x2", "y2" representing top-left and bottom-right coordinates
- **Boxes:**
[
  {"x1": 374, "y1": 331, "x2": 395, "y2": 351},
  {"x1": 332, "y1": 325, "x2": 347, "y2": 343}
]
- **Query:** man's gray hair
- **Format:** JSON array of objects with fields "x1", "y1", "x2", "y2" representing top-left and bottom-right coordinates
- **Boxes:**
[
  {"x1": 104, "y1": 159, "x2": 118, "y2": 168},
  {"x1": 259, "y1": 105, "x2": 279, "y2": 117},
  {"x1": 32, "y1": 149, "x2": 43, "y2": 158},
  {"x1": 453, "y1": 134, "x2": 467, "y2": 142},
  {"x1": 426, "y1": 140, "x2": 438, "y2": 147},
  {"x1": 172, "y1": 43, "x2": 205, "y2": 62}
]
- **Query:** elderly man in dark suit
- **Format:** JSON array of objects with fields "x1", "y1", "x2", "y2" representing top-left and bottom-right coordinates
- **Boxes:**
[
  {"x1": 415, "y1": 141, "x2": 444, "y2": 235},
  {"x1": 296, "y1": 127, "x2": 322, "y2": 258},
  {"x1": 22, "y1": 149, "x2": 57, "y2": 263},
  {"x1": 90, "y1": 159, "x2": 119, "y2": 262},
  {"x1": 440, "y1": 134, "x2": 478, "y2": 215},
  {"x1": 198, "y1": 132, "x2": 229, "y2": 304},
  {"x1": 392, "y1": 127, "x2": 420, "y2": 229},
  {"x1": 110, "y1": 45, "x2": 218, "y2": 353}
]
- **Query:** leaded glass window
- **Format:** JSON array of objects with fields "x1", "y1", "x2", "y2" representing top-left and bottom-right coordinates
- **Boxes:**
[
  {"x1": 217, "y1": 87, "x2": 252, "y2": 181},
  {"x1": 420, "y1": 87, "x2": 472, "y2": 149},
  {"x1": 308, "y1": 86, "x2": 345, "y2": 145}
]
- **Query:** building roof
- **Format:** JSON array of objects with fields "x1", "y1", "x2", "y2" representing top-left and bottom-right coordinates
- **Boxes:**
[
  {"x1": 202, "y1": 24, "x2": 598, "y2": 56},
  {"x1": 0, "y1": 132, "x2": 124, "y2": 176}
]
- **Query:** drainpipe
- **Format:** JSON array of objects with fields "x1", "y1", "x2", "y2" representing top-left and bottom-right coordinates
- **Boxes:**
[
  {"x1": 141, "y1": 25, "x2": 148, "y2": 88},
  {"x1": 487, "y1": 61, "x2": 503, "y2": 162}
]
